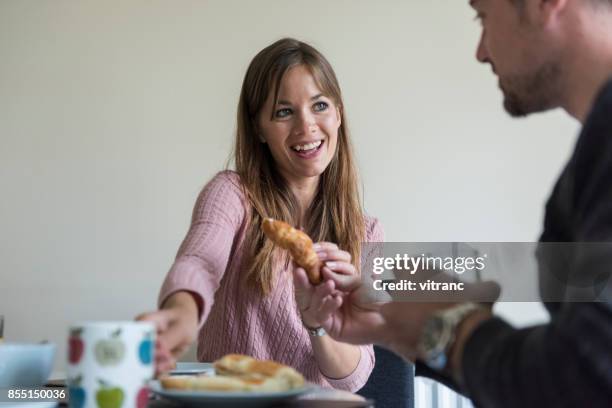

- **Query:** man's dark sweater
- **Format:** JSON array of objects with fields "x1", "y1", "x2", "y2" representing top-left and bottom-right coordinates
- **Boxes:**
[
  {"x1": 416, "y1": 80, "x2": 612, "y2": 407},
  {"x1": 457, "y1": 80, "x2": 612, "y2": 407}
]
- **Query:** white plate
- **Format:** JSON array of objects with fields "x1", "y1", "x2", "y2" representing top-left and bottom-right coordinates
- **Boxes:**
[
  {"x1": 169, "y1": 362, "x2": 215, "y2": 376},
  {"x1": 149, "y1": 379, "x2": 312, "y2": 407}
]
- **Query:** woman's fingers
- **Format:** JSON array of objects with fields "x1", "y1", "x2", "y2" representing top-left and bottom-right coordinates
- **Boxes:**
[
  {"x1": 159, "y1": 323, "x2": 192, "y2": 357},
  {"x1": 293, "y1": 267, "x2": 314, "y2": 310},
  {"x1": 321, "y1": 267, "x2": 362, "y2": 292},
  {"x1": 322, "y1": 261, "x2": 356, "y2": 276},
  {"x1": 154, "y1": 339, "x2": 176, "y2": 376},
  {"x1": 292, "y1": 267, "x2": 312, "y2": 292},
  {"x1": 139, "y1": 307, "x2": 198, "y2": 374},
  {"x1": 313, "y1": 242, "x2": 339, "y2": 252},
  {"x1": 308, "y1": 280, "x2": 336, "y2": 308},
  {"x1": 318, "y1": 294, "x2": 343, "y2": 317},
  {"x1": 300, "y1": 280, "x2": 337, "y2": 327},
  {"x1": 136, "y1": 309, "x2": 177, "y2": 333},
  {"x1": 317, "y1": 249, "x2": 351, "y2": 263}
]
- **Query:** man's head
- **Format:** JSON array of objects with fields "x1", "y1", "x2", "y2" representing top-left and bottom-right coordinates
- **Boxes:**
[{"x1": 470, "y1": 0, "x2": 612, "y2": 117}]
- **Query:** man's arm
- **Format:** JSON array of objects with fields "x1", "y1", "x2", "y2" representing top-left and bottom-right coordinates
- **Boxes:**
[{"x1": 453, "y1": 303, "x2": 612, "y2": 407}]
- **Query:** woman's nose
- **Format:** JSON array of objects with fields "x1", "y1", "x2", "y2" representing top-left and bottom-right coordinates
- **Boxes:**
[{"x1": 294, "y1": 111, "x2": 317, "y2": 135}]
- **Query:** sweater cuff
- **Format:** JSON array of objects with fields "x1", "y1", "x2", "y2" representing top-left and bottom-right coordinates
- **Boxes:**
[
  {"x1": 461, "y1": 316, "x2": 514, "y2": 397},
  {"x1": 324, "y1": 345, "x2": 375, "y2": 392}
]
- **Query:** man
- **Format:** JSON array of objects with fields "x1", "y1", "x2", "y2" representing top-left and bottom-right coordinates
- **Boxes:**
[{"x1": 319, "y1": 0, "x2": 612, "y2": 406}]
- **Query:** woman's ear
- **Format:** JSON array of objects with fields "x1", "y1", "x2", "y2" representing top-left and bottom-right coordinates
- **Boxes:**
[{"x1": 336, "y1": 105, "x2": 342, "y2": 127}]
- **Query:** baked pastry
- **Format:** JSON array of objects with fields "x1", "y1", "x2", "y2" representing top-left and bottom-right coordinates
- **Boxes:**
[
  {"x1": 262, "y1": 218, "x2": 322, "y2": 284},
  {"x1": 160, "y1": 375, "x2": 248, "y2": 391},
  {"x1": 160, "y1": 354, "x2": 305, "y2": 392},
  {"x1": 214, "y1": 354, "x2": 305, "y2": 389}
]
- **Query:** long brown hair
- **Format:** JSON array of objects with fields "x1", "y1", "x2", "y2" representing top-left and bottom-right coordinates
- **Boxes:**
[{"x1": 233, "y1": 38, "x2": 365, "y2": 295}]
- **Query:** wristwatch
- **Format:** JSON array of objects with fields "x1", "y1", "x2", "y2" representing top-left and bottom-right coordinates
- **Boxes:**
[
  {"x1": 417, "y1": 302, "x2": 482, "y2": 371},
  {"x1": 303, "y1": 323, "x2": 327, "y2": 337}
]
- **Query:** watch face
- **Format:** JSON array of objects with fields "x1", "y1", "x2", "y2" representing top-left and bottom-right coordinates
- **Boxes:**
[
  {"x1": 419, "y1": 316, "x2": 449, "y2": 371},
  {"x1": 422, "y1": 316, "x2": 445, "y2": 351}
]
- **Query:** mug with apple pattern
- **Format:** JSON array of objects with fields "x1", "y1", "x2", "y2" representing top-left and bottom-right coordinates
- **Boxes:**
[{"x1": 67, "y1": 321, "x2": 155, "y2": 408}]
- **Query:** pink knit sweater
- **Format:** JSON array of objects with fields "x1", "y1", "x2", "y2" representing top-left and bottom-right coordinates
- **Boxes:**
[{"x1": 158, "y1": 171, "x2": 383, "y2": 391}]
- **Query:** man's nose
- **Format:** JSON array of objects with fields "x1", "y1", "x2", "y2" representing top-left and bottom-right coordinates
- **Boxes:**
[{"x1": 475, "y1": 32, "x2": 489, "y2": 63}]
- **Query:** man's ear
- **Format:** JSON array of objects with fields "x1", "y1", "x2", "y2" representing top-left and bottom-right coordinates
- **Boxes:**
[{"x1": 529, "y1": 0, "x2": 569, "y2": 26}]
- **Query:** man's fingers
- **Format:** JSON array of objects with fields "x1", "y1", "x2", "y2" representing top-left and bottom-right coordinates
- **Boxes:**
[{"x1": 464, "y1": 280, "x2": 501, "y2": 303}]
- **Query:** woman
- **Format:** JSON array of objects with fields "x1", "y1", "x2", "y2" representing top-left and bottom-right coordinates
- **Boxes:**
[{"x1": 138, "y1": 38, "x2": 383, "y2": 391}]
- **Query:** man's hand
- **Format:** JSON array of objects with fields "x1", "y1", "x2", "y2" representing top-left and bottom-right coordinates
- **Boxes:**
[
  {"x1": 319, "y1": 268, "x2": 390, "y2": 345},
  {"x1": 321, "y1": 267, "x2": 500, "y2": 364}
]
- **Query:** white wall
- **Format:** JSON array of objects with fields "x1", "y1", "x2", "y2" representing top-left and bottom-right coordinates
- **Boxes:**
[{"x1": 0, "y1": 0, "x2": 579, "y2": 373}]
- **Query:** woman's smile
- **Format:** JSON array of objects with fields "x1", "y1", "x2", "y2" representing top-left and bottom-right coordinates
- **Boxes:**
[{"x1": 290, "y1": 139, "x2": 324, "y2": 159}]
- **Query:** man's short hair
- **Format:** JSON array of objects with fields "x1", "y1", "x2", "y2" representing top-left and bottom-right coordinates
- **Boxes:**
[{"x1": 510, "y1": 0, "x2": 612, "y2": 8}]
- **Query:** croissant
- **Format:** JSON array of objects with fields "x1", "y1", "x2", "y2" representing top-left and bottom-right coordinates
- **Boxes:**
[
  {"x1": 160, "y1": 354, "x2": 305, "y2": 392},
  {"x1": 262, "y1": 218, "x2": 322, "y2": 284}
]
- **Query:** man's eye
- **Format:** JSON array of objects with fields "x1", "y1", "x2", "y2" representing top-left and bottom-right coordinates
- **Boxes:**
[
  {"x1": 275, "y1": 108, "x2": 292, "y2": 118},
  {"x1": 313, "y1": 101, "x2": 329, "y2": 112}
]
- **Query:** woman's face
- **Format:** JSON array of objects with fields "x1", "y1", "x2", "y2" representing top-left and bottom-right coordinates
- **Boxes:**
[{"x1": 258, "y1": 65, "x2": 341, "y2": 186}]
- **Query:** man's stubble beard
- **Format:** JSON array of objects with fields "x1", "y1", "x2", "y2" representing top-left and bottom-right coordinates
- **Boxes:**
[{"x1": 500, "y1": 61, "x2": 563, "y2": 117}]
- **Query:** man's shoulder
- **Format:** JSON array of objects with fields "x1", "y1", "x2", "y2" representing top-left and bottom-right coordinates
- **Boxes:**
[{"x1": 583, "y1": 78, "x2": 612, "y2": 134}]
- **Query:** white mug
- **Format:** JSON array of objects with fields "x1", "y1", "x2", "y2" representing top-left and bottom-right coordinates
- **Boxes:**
[{"x1": 67, "y1": 321, "x2": 155, "y2": 408}]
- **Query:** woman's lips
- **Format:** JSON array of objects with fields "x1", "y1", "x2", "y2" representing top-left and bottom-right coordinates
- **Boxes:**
[{"x1": 291, "y1": 140, "x2": 324, "y2": 159}]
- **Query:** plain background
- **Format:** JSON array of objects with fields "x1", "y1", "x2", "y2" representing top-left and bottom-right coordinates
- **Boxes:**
[{"x1": 1, "y1": 0, "x2": 579, "y2": 373}]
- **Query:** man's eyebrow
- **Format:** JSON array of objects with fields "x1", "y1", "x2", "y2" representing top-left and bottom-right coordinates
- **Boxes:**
[{"x1": 276, "y1": 94, "x2": 324, "y2": 105}]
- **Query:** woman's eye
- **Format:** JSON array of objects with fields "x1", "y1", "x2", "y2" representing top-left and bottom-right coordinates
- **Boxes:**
[
  {"x1": 275, "y1": 108, "x2": 292, "y2": 118},
  {"x1": 313, "y1": 101, "x2": 329, "y2": 112}
]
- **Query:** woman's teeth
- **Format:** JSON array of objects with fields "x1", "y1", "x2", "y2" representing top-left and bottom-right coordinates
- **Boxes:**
[{"x1": 292, "y1": 140, "x2": 322, "y2": 152}]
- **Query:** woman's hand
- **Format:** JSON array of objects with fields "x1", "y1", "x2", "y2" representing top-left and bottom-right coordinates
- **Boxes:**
[
  {"x1": 135, "y1": 291, "x2": 200, "y2": 375},
  {"x1": 293, "y1": 242, "x2": 356, "y2": 328}
]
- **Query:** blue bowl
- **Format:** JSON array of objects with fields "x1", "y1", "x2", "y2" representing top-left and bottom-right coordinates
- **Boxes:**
[{"x1": 0, "y1": 342, "x2": 56, "y2": 387}]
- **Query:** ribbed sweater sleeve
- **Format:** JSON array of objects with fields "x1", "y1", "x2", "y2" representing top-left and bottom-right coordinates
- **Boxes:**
[{"x1": 158, "y1": 171, "x2": 246, "y2": 326}]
